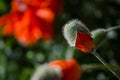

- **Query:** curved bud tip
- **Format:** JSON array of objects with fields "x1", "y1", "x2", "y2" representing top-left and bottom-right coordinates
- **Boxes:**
[
  {"x1": 63, "y1": 19, "x2": 95, "y2": 53},
  {"x1": 63, "y1": 19, "x2": 90, "y2": 46}
]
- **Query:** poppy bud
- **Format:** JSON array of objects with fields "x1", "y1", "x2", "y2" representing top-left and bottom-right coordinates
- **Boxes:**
[
  {"x1": 31, "y1": 59, "x2": 81, "y2": 80},
  {"x1": 50, "y1": 59, "x2": 81, "y2": 80},
  {"x1": 31, "y1": 64, "x2": 62, "y2": 80},
  {"x1": 63, "y1": 19, "x2": 95, "y2": 53},
  {"x1": 63, "y1": 19, "x2": 120, "y2": 79},
  {"x1": 91, "y1": 29, "x2": 107, "y2": 48}
]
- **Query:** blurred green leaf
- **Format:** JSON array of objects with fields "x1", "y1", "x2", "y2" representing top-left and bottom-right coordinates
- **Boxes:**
[{"x1": 0, "y1": 0, "x2": 7, "y2": 14}]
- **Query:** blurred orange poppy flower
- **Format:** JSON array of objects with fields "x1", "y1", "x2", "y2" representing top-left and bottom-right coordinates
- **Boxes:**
[
  {"x1": 0, "y1": 0, "x2": 63, "y2": 46},
  {"x1": 49, "y1": 59, "x2": 81, "y2": 80}
]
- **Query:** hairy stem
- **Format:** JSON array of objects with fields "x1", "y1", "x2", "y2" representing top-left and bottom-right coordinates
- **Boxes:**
[
  {"x1": 91, "y1": 50, "x2": 120, "y2": 79},
  {"x1": 106, "y1": 26, "x2": 120, "y2": 32},
  {"x1": 82, "y1": 64, "x2": 120, "y2": 72}
]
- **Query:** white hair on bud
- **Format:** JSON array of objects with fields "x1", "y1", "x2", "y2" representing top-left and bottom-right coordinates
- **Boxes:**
[
  {"x1": 31, "y1": 64, "x2": 61, "y2": 80},
  {"x1": 63, "y1": 19, "x2": 90, "y2": 46}
]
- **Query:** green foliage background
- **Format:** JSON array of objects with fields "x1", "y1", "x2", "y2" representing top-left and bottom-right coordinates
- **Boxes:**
[{"x1": 0, "y1": 0, "x2": 120, "y2": 80}]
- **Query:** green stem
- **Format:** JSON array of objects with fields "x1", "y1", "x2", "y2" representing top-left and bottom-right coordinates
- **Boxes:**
[
  {"x1": 106, "y1": 26, "x2": 120, "y2": 32},
  {"x1": 91, "y1": 50, "x2": 120, "y2": 79},
  {"x1": 65, "y1": 47, "x2": 75, "y2": 60},
  {"x1": 82, "y1": 64, "x2": 120, "y2": 72}
]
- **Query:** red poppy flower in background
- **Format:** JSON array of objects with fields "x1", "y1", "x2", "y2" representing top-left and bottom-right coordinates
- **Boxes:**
[
  {"x1": 49, "y1": 59, "x2": 81, "y2": 80},
  {"x1": 0, "y1": 0, "x2": 63, "y2": 46}
]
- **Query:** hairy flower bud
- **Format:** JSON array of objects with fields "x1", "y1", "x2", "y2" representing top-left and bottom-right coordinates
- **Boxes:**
[
  {"x1": 31, "y1": 59, "x2": 81, "y2": 80},
  {"x1": 50, "y1": 59, "x2": 81, "y2": 80},
  {"x1": 31, "y1": 64, "x2": 61, "y2": 80},
  {"x1": 63, "y1": 19, "x2": 95, "y2": 53}
]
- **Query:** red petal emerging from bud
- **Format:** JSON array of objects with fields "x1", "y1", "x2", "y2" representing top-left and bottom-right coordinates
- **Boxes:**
[
  {"x1": 75, "y1": 32, "x2": 95, "y2": 53},
  {"x1": 49, "y1": 59, "x2": 81, "y2": 80}
]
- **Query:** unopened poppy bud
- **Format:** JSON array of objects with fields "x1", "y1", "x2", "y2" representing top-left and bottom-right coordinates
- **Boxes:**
[
  {"x1": 63, "y1": 19, "x2": 95, "y2": 53},
  {"x1": 31, "y1": 64, "x2": 62, "y2": 80},
  {"x1": 91, "y1": 29, "x2": 107, "y2": 48},
  {"x1": 49, "y1": 59, "x2": 81, "y2": 80},
  {"x1": 31, "y1": 59, "x2": 81, "y2": 80}
]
